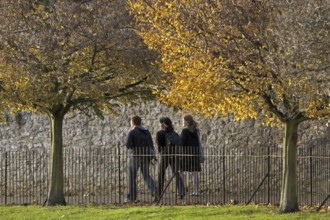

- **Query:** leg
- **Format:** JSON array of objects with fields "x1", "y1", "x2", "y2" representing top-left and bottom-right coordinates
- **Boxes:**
[
  {"x1": 157, "y1": 155, "x2": 168, "y2": 198},
  {"x1": 140, "y1": 156, "x2": 156, "y2": 194},
  {"x1": 192, "y1": 171, "x2": 199, "y2": 195},
  {"x1": 179, "y1": 155, "x2": 188, "y2": 190},
  {"x1": 127, "y1": 156, "x2": 139, "y2": 201},
  {"x1": 171, "y1": 156, "x2": 185, "y2": 199},
  {"x1": 175, "y1": 172, "x2": 185, "y2": 199},
  {"x1": 180, "y1": 171, "x2": 187, "y2": 190}
]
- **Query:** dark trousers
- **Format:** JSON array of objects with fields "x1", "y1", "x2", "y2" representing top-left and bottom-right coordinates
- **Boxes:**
[{"x1": 157, "y1": 154, "x2": 185, "y2": 198}]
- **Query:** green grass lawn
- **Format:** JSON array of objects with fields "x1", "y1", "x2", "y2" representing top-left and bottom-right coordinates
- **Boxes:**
[{"x1": 0, "y1": 204, "x2": 328, "y2": 220}]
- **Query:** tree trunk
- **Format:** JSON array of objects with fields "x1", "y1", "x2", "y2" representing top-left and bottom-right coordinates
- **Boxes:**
[
  {"x1": 279, "y1": 119, "x2": 300, "y2": 213},
  {"x1": 46, "y1": 112, "x2": 66, "y2": 206}
]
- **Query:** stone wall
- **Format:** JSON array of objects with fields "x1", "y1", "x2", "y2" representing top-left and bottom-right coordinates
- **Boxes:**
[
  {"x1": 1, "y1": 101, "x2": 329, "y2": 151},
  {"x1": 0, "y1": 101, "x2": 329, "y2": 204}
]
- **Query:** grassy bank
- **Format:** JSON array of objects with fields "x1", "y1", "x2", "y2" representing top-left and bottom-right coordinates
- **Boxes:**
[{"x1": 0, "y1": 204, "x2": 328, "y2": 220}]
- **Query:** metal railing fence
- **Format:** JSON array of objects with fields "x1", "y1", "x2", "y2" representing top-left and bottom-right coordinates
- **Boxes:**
[{"x1": 0, "y1": 146, "x2": 329, "y2": 207}]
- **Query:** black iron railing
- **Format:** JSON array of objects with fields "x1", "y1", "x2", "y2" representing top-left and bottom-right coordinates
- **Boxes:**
[{"x1": 0, "y1": 146, "x2": 329, "y2": 208}]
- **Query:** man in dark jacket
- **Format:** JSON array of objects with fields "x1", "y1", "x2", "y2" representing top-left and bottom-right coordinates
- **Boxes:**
[{"x1": 124, "y1": 115, "x2": 157, "y2": 202}]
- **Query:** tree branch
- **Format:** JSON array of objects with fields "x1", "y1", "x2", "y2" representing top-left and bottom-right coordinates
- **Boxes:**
[
  {"x1": 118, "y1": 77, "x2": 148, "y2": 92},
  {"x1": 262, "y1": 93, "x2": 285, "y2": 121}
]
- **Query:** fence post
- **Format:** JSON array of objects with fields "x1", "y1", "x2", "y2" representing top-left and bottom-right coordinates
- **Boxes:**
[
  {"x1": 4, "y1": 151, "x2": 8, "y2": 205},
  {"x1": 309, "y1": 147, "x2": 313, "y2": 206},
  {"x1": 267, "y1": 146, "x2": 270, "y2": 205},
  {"x1": 222, "y1": 147, "x2": 226, "y2": 204},
  {"x1": 118, "y1": 147, "x2": 121, "y2": 204}
]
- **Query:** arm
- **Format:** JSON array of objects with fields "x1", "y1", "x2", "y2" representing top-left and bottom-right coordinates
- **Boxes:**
[
  {"x1": 125, "y1": 130, "x2": 134, "y2": 149},
  {"x1": 147, "y1": 131, "x2": 154, "y2": 148},
  {"x1": 156, "y1": 130, "x2": 166, "y2": 153},
  {"x1": 180, "y1": 128, "x2": 189, "y2": 146}
]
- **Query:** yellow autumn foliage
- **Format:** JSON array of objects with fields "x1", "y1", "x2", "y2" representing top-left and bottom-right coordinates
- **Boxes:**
[
  {"x1": 0, "y1": 0, "x2": 159, "y2": 118},
  {"x1": 129, "y1": 0, "x2": 329, "y2": 125}
]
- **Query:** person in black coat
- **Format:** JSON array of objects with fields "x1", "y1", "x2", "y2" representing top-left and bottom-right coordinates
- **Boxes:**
[
  {"x1": 180, "y1": 115, "x2": 202, "y2": 196},
  {"x1": 156, "y1": 117, "x2": 185, "y2": 200}
]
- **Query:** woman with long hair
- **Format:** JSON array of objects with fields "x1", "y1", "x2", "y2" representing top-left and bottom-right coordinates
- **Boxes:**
[{"x1": 180, "y1": 114, "x2": 202, "y2": 196}]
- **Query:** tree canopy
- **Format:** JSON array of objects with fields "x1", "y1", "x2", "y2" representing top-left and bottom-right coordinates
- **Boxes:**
[
  {"x1": 129, "y1": 0, "x2": 329, "y2": 125},
  {"x1": 129, "y1": 0, "x2": 329, "y2": 213},
  {"x1": 0, "y1": 0, "x2": 160, "y2": 118},
  {"x1": 0, "y1": 0, "x2": 161, "y2": 205}
]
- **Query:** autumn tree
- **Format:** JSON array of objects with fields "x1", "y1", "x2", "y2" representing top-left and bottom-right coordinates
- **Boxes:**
[
  {"x1": 0, "y1": 0, "x2": 160, "y2": 205},
  {"x1": 129, "y1": 0, "x2": 330, "y2": 213}
]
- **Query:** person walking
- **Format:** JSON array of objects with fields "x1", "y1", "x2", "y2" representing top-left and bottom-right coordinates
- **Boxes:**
[
  {"x1": 124, "y1": 115, "x2": 157, "y2": 202},
  {"x1": 156, "y1": 117, "x2": 185, "y2": 201},
  {"x1": 180, "y1": 114, "x2": 202, "y2": 196}
]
